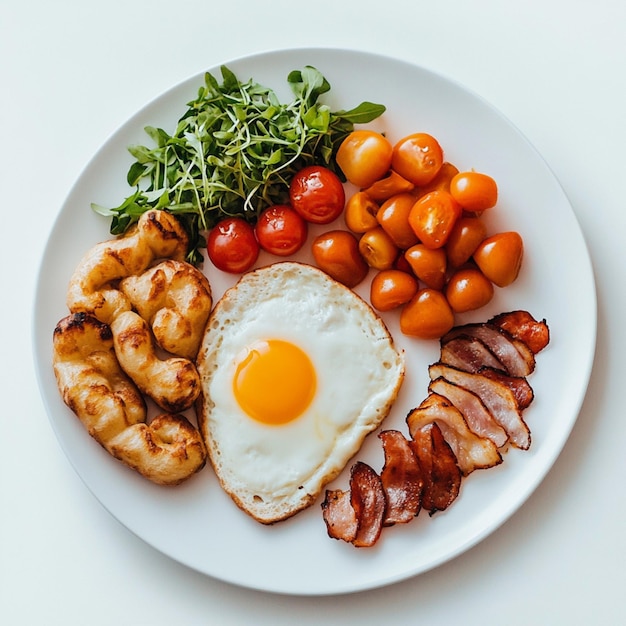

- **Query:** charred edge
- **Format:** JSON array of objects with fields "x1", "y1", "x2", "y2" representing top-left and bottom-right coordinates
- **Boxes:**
[
  {"x1": 147, "y1": 210, "x2": 184, "y2": 242},
  {"x1": 54, "y1": 312, "x2": 113, "y2": 341}
]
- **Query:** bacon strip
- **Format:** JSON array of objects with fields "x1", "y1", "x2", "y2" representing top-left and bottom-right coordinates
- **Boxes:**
[
  {"x1": 321, "y1": 489, "x2": 357, "y2": 543},
  {"x1": 410, "y1": 422, "x2": 461, "y2": 515},
  {"x1": 478, "y1": 366, "x2": 534, "y2": 410},
  {"x1": 440, "y1": 335, "x2": 503, "y2": 373},
  {"x1": 429, "y1": 377, "x2": 509, "y2": 447},
  {"x1": 321, "y1": 310, "x2": 550, "y2": 548},
  {"x1": 407, "y1": 394, "x2": 502, "y2": 475},
  {"x1": 442, "y1": 323, "x2": 535, "y2": 377},
  {"x1": 350, "y1": 462, "x2": 387, "y2": 548},
  {"x1": 429, "y1": 363, "x2": 531, "y2": 450},
  {"x1": 489, "y1": 310, "x2": 550, "y2": 354},
  {"x1": 379, "y1": 430, "x2": 423, "y2": 525}
]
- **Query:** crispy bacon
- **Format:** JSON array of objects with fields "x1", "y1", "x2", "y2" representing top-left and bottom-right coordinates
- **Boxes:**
[
  {"x1": 489, "y1": 310, "x2": 550, "y2": 354},
  {"x1": 407, "y1": 394, "x2": 502, "y2": 475},
  {"x1": 429, "y1": 363, "x2": 531, "y2": 449},
  {"x1": 429, "y1": 377, "x2": 509, "y2": 447},
  {"x1": 350, "y1": 462, "x2": 387, "y2": 548},
  {"x1": 442, "y1": 323, "x2": 535, "y2": 377},
  {"x1": 410, "y1": 422, "x2": 461, "y2": 515},
  {"x1": 479, "y1": 366, "x2": 534, "y2": 410},
  {"x1": 321, "y1": 310, "x2": 550, "y2": 548},
  {"x1": 379, "y1": 430, "x2": 423, "y2": 525},
  {"x1": 321, "y1": 489, "x2": 357, "y2": 543},
  {"x1": 440, "y1": 335, "x2": 504, "y2": 373},
  {"x1": 321, "y1": 462, "x2": 387, "y2": 547}
]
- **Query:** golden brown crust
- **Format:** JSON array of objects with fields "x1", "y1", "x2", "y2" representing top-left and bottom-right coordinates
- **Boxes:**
[
  {"x1": 108, "y1": 414, "x2": 206, "y2": 486},
  {"x1": 53, "y1": 313, "x2": 146, "y2": 442},
  {"x1": 53, "y1": 313, "x2": 206, "y2": 485},
  {"x1": 54, "y1": 210, "x2": 209, "y2": 486},
  {"x1": 119, "y1": 259, "x2": 212, "y2": 360},
  {"x1": 66, "y1": 210, "x2": 189, "y2": 324},
  {"x1": 111, "y1": 310, "x2": 201, "y2": 413}
]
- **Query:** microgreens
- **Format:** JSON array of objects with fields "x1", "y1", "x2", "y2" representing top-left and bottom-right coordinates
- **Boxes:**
[{"x1": 92, "y1": 65, "x2": 385, "y2": 266}]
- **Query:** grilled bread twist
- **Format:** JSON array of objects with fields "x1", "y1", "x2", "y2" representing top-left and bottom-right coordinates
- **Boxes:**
[{"x1": 53, "y1": 313, "x2": 206, "y2": 485}]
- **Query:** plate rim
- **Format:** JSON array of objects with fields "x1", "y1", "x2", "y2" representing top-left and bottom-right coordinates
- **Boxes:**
[{"x1": 32, "y1": 45, "x2": 597, "y2": 596}]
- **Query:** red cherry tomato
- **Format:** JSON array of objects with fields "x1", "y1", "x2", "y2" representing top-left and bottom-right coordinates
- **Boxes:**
[
  {"x1": 254, "y1": 204, "x2": 308, "y2": 257},
  {"x1": 289, "y1": 165, "x2": 346, "y2": 224},
  {"x1": 207, "y1": 217, "x2": 259, "y2": 273}
]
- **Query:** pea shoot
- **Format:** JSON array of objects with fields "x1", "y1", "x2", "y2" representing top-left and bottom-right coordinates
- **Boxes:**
[{"x1": 92, "y1": 65, "x2": 385, "y2": 265}]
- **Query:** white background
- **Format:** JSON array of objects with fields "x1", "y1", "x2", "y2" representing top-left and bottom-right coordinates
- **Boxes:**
[{"x1": 2, "y1": 1, "x2": 624, "y2": 624}]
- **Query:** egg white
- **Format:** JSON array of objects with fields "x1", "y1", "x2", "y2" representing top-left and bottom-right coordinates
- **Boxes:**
[{"x1": 196, "y1": 262, "x2": 405, "y2": 523}]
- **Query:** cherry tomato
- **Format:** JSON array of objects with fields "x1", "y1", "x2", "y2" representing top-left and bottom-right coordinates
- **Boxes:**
[
  {"x1": 404, "y1": 244, "x2": 447, "y2": 290},
  {"x1": 400, "y1": 289, "x2": 455, "y2": 339},
  {"x1": 344, "y1": 191, "x2": 379, "y2": 233},
  {"x1": 445, "y1": 268, "x2": 494, "y2": 313},
  {"x1": 391, "y1": 133, "x2": 444, "y2": 186},
  {"x1": 450, "y1": 171, "x2": 498, "y2": 212},
  {"x1": 358, "y1": 226, "x2": 399, "y2": 270},
  {"x1": 445, "y1": 216, "x2": 488, "y2": 268},
  {"x1": 394, "y1": 252, "x2": 414, "y2": 274},
  {"x1": 370, "y1": 269, "x2": 419, "y2": 312},
  {"x1": 255, "y1": 204, "x2": 308, "y2": 257},
  {"x1": 473, "y1": 231, "x2": 524, "y2": 287},
  {"x1": 289, "y1": 165, "x2": 345, "y2": 224},
  {"x1": 377, "y1": 193, "x2": 420, "y2": 250},
  {"x1": 415, "y1": 161, "x2": 459, "y2": 196},
  {"x1": 207, "y1": 217, "x2": 259, "y2": 273},
  {"x1": 312, "y1": 230, "x2": 369, "y2": 288},
  {"x1": 336, "y1": 130, "x2": 393, "y2": 188},
  {"x1": 362, "y1": 170, "x2": 414, "y2": 202},
  {"x1": 408, "y1": 190, "x2": 462, "y2": 249}
]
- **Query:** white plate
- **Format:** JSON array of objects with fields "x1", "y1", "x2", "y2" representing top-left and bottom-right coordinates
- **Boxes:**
[{"x1": 33, "y1": 48, "x2": 596, "y2": 595}]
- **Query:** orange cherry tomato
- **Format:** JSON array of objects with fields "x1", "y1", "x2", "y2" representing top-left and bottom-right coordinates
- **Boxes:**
[
  {"x1": 391, "y1": 133, "x2": 444, "y2": 186},
  {"x1": 445, "y1": 268, "x2": 494, "y2": 313},
  {"x1": 312, "y1": 230, "x2": 369, "y2": 288},
  {"x1": 377, "y1": 193, "x2": 420, "y2": 250},
  {"x1": 344, "y1": 191, "x2": 380, "y2": 233},
  {"x1": 449, "y1": 171, "x2": 498, "y2": 212},
  {"x1": 358, "y1": 226, "x2": 399, "y2": 270},
  {"x1": 336, "y1": 130, "x2": 393, "y2": 188},
  {"x1": 445, "y1": 216, "x2": 488, "y2": 268},
  {"x1": 408, "y1": 190, "x2": 462, "y2": 249},
  {"x1": 473, "y1": 231, "x2": 524, "y2": 287},
  {"x1": 404, "y1": 244, "x2": 447, "y2": 290},
  {"x1": 362, "y1": 170, "x2": 414, "y2": 202},
  {"x1": 370, "y1": 269, "x2": 419, "y2": 312},
  {"x1": 414, "y1": 161, "x2": 459, "y2": 197},
  {"x1": 400, "y1": 289, "x2": 455, "y2": 339}
]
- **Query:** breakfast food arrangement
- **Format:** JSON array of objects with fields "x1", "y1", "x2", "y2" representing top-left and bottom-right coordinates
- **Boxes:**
[{"x1": 51, "y1": 64, "x2": 550, "y2": 552}]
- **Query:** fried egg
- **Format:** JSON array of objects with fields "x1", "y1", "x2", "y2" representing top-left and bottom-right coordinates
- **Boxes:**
[{"x1": 196, "y1": 262, "x2": 405, "y2": 524}]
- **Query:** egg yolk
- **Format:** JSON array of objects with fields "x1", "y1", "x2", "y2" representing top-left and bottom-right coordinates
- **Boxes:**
[{"x1": 233, "y1": 339, "x2": 317, "y2": 425}]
